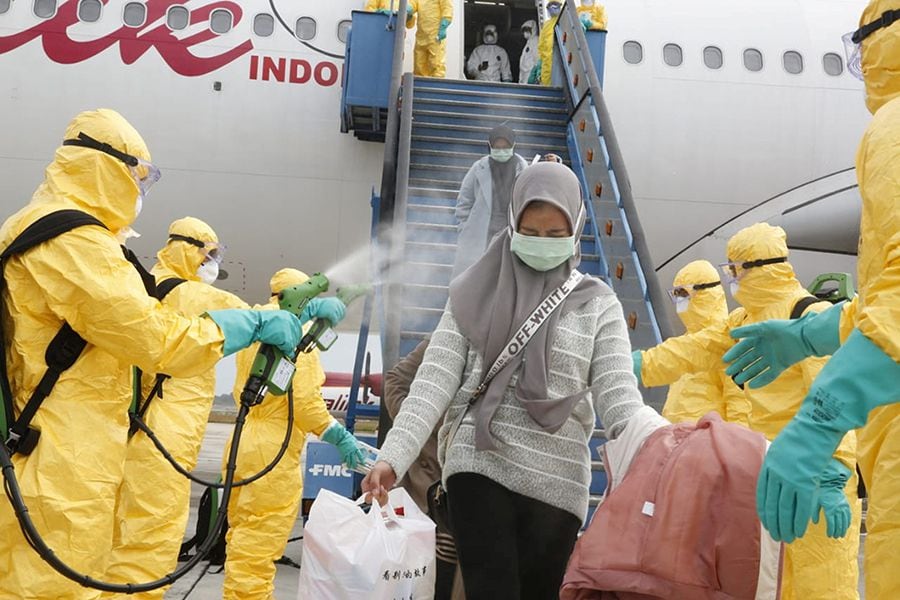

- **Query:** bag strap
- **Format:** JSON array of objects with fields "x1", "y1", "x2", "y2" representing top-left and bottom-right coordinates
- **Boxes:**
[
  {"x1": 446, "y1": 270, "x2": 585, "y2": 445},
  {"x1": 155, "y1": 277, "x2": 187, "y2": 301},
  {"x1": 790, "y1": 296, "x2": 821, "y2": 320},
  {"x1": 0, "y1": 210, "x2": 106, "y2": 454}
]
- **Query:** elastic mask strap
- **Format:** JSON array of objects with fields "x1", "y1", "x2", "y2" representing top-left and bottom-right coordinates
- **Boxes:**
[
  {"x1": 62, "y1": 132, "x2": 138, "y2": 167},
  {"x1": 852, "y1": 9, "x2": 900, "y2": 43},
  {"x1": 741, "y1": 257, "x2": 787, "y2": 269},
  {"x1": 168, "y1": 234, "x2": 206, "y2": 249},
  {"x1": 692, "y1": 281, "x2": 721, "y2": 292}
]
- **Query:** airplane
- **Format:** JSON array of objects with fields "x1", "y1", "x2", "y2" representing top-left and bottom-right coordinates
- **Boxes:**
[{"x1": 0, "y1": 0, "x2": 870, "y2": 377}]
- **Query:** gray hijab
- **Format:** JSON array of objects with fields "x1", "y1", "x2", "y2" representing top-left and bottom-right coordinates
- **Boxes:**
[{"x1": 449, "y1": 162, "x2": 612, "y2": 450}]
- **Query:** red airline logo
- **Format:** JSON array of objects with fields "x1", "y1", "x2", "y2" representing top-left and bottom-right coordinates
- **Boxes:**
[{"x1": 0, "y1": 0, "x2": 253, "y2": 76}]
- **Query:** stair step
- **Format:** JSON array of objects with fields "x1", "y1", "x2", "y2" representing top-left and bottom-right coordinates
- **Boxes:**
[
  {"x1": 403, "y1": 261, "x2": 453, "y2": 286},
  {"x1": 405, "y1": 240, "x2": 457, "y2": 265},
  {"x1": 412, "y1": 122, "x2": 566, "y2": 143},
  {"x1": 414, "y1": 97, "x2": 568, "y2": 119},
  {"x1": 414, "y1": 88, "x2": 567, "y2": 111},
  {"x1": 408, "y1": 178, "x2": 460, "y2": 190},
  {"x1": 407, "y1": 186, "x2": 458, "y2": 199},
  {"x1": 589, "y1": 494, "x2": 604, "y2": 507},
  {"x1": 406, "y1": 222, "x2": 458, "y2": 245},
  {"x1": 412, "y1": 136, "x2": 568, "y2": 155},
  {"x1": 407, "y1": 204, "x2": 456, "y2": 226},
  {"x1": 414, "y1": 77, "x2": 566, "y2": 97},
  {"x1": 411, "y1": 148, "x2": 572, "y2": 168},
  {"x1": 591, "y1": 460, "x2": 606, "y2": 471},
  {"x1": 413, "y1": 109, "x2": 569, "y2": 131}
]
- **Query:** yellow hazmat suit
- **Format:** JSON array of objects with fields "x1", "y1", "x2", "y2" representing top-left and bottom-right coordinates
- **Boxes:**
[
  {"x1": 222, "y1": 269, "x2": 336, "y2": 600},
  {"x1": 656, "y1": 261, "x2": 749, "y2": 425},
  {"x1": 0, "y1": 110, "x2": 226, "y2": 599},
  {"x1": 844, "y1": 3, "x2": 900, "y2": 596},
  {"x1": 577, "y1": 2, "x2": 608, "y2": 30},
  {"x1": 100, "y1": 218, "x2": 248, "y2": 599},
  {"x1": 409, "y1": 0, "x2": 453, "y2": 77},
  {"x1": 538, "y1": 10, "x2": 560, "y2": 85},
  {"x1": 640, "y1": 224, "x2": 860, "y2": 600}
]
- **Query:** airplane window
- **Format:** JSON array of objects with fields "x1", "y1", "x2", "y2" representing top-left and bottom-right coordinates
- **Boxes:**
[
  {"x1": 166, "y1": 6, "x2": 189, "y2": 30},
  {"x1": 823, "y1": 53, "x2": 844, "y2": 76},
  {"x1": 783, "y1": 51, "x2": 803, "y2": 75},
  {"x1": 253, "y1": 13, "x2": 275, "y2": 37},
  {"x1": 663, "y1": 43, "x2": 683, "y2": 67},
  {"x1": 78, "y1": 0, "x2": 101, "y2": 22},
  {"x1": 743, "y1": 48, "x2": 763, "y2": 72},
  {"x1": 623, "y1": 41, "x2": 643, "y2": 65},
  {"x1": 338, "y1": 19, "x2": 351, "y2": 44},
  {"x1": 33, "y1": 0, "x2": 57, "y2": 19},
  {"x1": 703, "y1": 46, "x2": 723, "y2": 69},
  {"x1": 210, "y1": 8, "x2": 232, "y2": 34},
  {"x1": 123, "y1": 2, "x2": 146, "y2": 27},
  {"x1": 295, "y1": 16, "x2": 316, "y2": 41}
]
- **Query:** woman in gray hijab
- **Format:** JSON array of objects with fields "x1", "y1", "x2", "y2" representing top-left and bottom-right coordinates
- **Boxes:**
[{"x1": 364, "y1": 163, "x2": 645, "y2": 599}]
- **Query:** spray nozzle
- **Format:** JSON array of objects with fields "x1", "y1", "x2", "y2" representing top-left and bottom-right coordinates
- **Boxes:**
[{"x1": 335, "y1": 283, "x2": 372, "y2": 307}]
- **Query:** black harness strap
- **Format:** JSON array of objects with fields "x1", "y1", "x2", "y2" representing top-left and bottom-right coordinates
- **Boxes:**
[
  {"x1": 0, "y1": 210, "x2": 106, "y2": 455},
  {"x1": 156, "y1": 277, "x2": 187, "y2": 301},
  {"x1": 790, "y1": 296, "x2": 822, "y2": 321}
]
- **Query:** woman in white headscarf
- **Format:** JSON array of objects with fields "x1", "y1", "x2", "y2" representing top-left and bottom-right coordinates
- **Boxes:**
[{"x1": 364, "y1": 162, "x2": 646, "y2": 599}]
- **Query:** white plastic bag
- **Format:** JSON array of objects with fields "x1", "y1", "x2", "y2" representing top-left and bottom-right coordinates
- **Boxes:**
[{"x1": 298, "y1": 487, "x2": 436, "y2": 600}]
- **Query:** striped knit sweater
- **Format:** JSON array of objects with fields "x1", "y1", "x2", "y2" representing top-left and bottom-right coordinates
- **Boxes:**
[{"x1": 378, "y1": 293, "x2": 645, "y2": 521}]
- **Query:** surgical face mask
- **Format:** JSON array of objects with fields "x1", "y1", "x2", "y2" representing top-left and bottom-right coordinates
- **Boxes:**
[
  {"x1": 675, "y1": 297, "x2": 690, "y2": 314},
  {"x1": 484, "y1": 32, "x2": 498, "y2": 44},
  {"x1": 547, "y1": 4, "x2": 562, "y2": 17},
  {"x1": 115, "y1": 226, "x2": 140, "y2": 245},
  {"x1": 522, "y1": 27, "x2": 533, "y2": 40},
  {"x1": 490, "y1": 147, "x2": 514, "y2": 162},
  {"x1": 510, "y1": 231, "x2": 575, "y2": 271},
  {"x1": 197, "y1": 260, "x2": 220, "y2": 285},
  {"x1": 729, "y1": 281, "x2": 740, "y2": 297},
  {"x1": 134, "y1": 194, "x2": 143, "y2": 219}
]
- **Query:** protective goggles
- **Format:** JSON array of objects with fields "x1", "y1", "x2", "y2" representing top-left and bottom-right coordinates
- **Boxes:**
[
  {"x1": 718, "y1": 257, "x2": 787, "y2": 283},
  {"x1": 63, "y1": 132, "x2": 161, "y2": 196},
  {"x1": 842, "y1": 9, "x2": 900, "y2": 81},
  {"x1": 666, "y1": 281, "x2": 720, "y2": 304},
  {"x1": 168, "y1": 234, "x2": 227, "y2": 263}
]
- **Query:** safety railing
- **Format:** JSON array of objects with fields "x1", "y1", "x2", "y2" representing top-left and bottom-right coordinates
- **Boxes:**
[{"x1": 554, "y1": 4, "x2": 674, "y2": 349}]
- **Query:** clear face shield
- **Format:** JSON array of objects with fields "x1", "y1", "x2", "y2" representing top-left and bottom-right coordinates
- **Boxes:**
[
  {"x1": 666, "y1": 281, "x2": 720, "y2": 313},
  {"x1": 168, "y1": 234, "x2": 228, "y2": 264},
  {"x1": 718, "y1": 257, "x2": 787, "y2": 286},
  {"x1": 843, "y1": 9, "x2": 900, "y2": 82}
]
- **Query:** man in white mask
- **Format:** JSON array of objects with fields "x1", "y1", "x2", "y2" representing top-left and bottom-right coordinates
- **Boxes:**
[
  {"x1": 518, "y1": 19, "x2": 539, "y2": 84},
  {"x1": 466, "y1": 23, "x2": 512, "y2": 82},
  {"x1": 452, "y1": 126, "x2": 528, "y2": 277}
]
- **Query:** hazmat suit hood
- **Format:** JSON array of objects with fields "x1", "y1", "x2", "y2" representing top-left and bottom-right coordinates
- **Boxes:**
[
  {"x1": 34, "y1": 109, "x2": 150, "y2": 237},
  {"x1": 673, "y1": 260, "x2": 727, "y2": 333},
  {"x1": 154, "y1": 217, "x2": 219, "y2": 282},
  {"x1": 269, "y1": 268, "x2": 310, "y2": 304},
  {"x1": 726, "y1": 223, "x2": 805, "y2": 316},
  {"x1": 860, "y1": 0, "x2": 900, "y2": 114}
]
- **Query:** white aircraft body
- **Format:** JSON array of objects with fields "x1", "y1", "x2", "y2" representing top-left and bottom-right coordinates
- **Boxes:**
[{"x1": 0, "y1": 0, "x2": 869, "y2": 329}]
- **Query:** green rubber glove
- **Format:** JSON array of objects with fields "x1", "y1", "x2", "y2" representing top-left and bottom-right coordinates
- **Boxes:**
[
  {"x1": 813, "y1": 459, "x2": 852, "y2": 539},
  {"x1": 320, "y1": 421, "x2": 367, "y2": 470},
  {"x1": 632, "y1": 350, "x2": 643, "y2": 386},
  {"x1": 302, "y1": 297, "x2": 347, "y2": 326},
  {"x1": 406, "y1": 4, "x2": 413, "y2": 17},
  {"x1": 528, "y1": 61, "x2": 542, "y2": 84},
  {"x1": 579, "y1": 13, "x2": 593, "y2": 30},
  {"x1": 377, "y1": 8, "x2": 392, "y2": 14},
  {"x1": 206, "y1": 309, "x2": 302, "y2": 357},
  {"x1": 757, "y1": 329, "x2": 900, "y2": 542},
  {"x1": 437, "y1": 18, "x2": 451, "y2": 41},
  {"x1": 724, "y1": 302, "x2": 844, "y2": 388}
]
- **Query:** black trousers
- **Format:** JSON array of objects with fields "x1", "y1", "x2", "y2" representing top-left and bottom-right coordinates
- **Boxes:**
[{"x1": 446, "y1": 473, "x2": 581, "y2": 600}]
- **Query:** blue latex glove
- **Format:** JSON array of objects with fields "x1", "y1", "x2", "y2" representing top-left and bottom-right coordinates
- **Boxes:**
[
  {"x1": 813, "y1": 459, "x2": 852, "y2": 539},
  {"x1": 320, "y1": 421, "x2": 367, "y2": 470},
  {"x1": 206, "y1": 309, "x2": 302, "y2": 357},
  {"x1": 301, "y1": 297, "x2": 347, "y2": 326},
  {"x1": 757, "y1": 329, "x2": 900, "y2": 542},
  {"x1": 632, "y1": 350, "x2": 643, "y2": 386},
  {"x1": 724, "y1": 303, "x2": 843, "y2": 388},
  {"x1": 436, "y1": 18, "x2": 450, "y2": 41},
  {"x1": 579, "y1": 13, "x2": 593, "y2": 30}
]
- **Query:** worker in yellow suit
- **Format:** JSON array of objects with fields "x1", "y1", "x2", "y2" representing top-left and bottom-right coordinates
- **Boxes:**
[
  {"x1": 365, "y1": 0, "x2": 417, "y2": 29},
  {"x1": 576, "y1": 0, "x2": 607, "y2": 30},
  {"x1": 100, "y1": 217, "x2": 247, "y2": 599},
  {"x1": 725, "y1": 2, "x2": 899, "y2": 595},
  {"x1": 408, "y1": 0, "x2": 452, "y2": 77},
  {"x1": 222, "y1": 269, "x2": 367, "y2": 600},
  {"x1": 537, "y1": 0, "x2": 563, "y2": 85},
  {"x1": 640, "y1": 260, "x2": 749, "y2": 425},
  {"x1": 636, "y1": 223, "x2": 861, "y2": 600},
  {"x1": 0, "y1": 110, "x2": 302, "y2": 599}
]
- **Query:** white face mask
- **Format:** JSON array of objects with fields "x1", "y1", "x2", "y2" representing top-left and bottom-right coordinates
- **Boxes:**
[
  {"x1": 729, "y1": 281, "x2": 740, "y2": 297},
  {"x1": 490, "y1": 147, "x2": 514, "y2": 162},
  {"x1": 675, "y1": 297, "x2": 690, "y2": 314},
  {"x1": 197, "y1": 260, "x2": 220, "y2": 285},
  {"x1": 115, "y1": 226, "x2": 140, "y2": 245},
  {"x1": 134, "y1": 194, "x2": 143, "y2": 220}
]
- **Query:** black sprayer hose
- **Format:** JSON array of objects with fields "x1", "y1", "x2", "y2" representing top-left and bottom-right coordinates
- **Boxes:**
[
  {"x1": 130, "y1": 387, "x2": 295, "y2": 489},
  {"x1": 0, "y1": 400, "x2": 255, "y2": 593}
]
